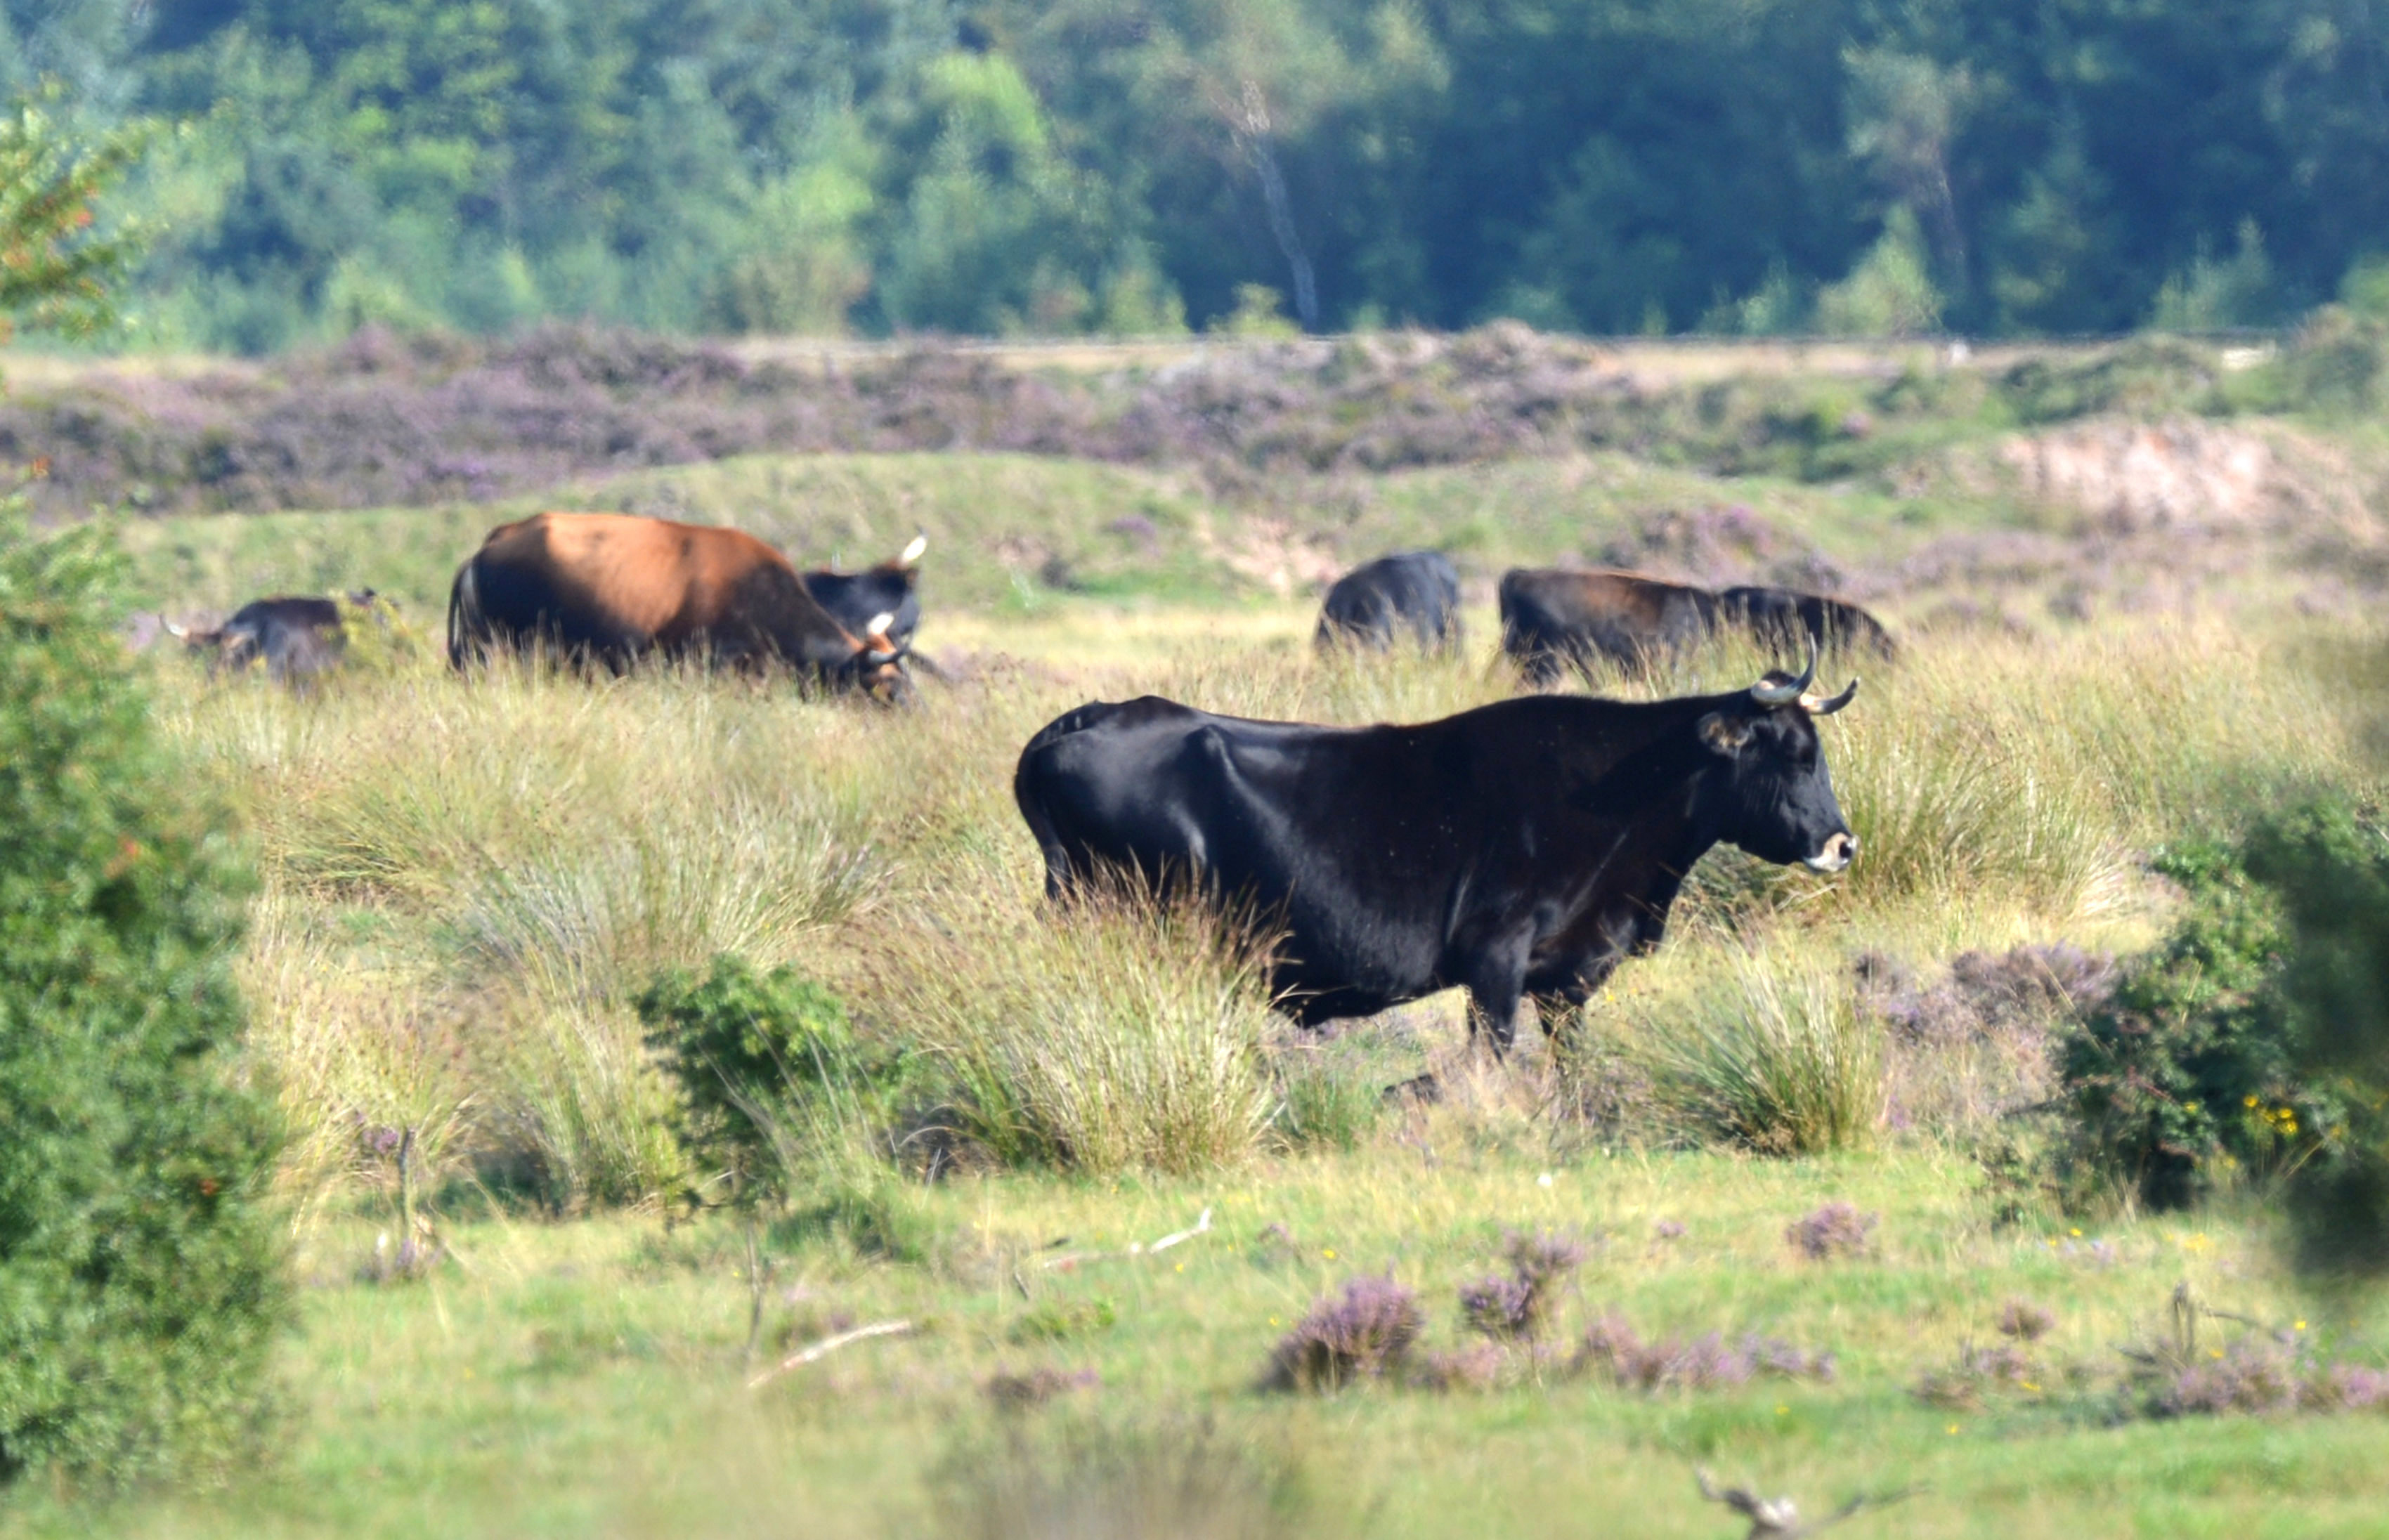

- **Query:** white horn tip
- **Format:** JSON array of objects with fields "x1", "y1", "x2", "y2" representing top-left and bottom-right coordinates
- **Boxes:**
[
  {"x1": 866, "y1": 611, "x2": 897, "y2": 637},
  {"x1": 164, "y1": 621, "x2": 188, "y2": 638},
  {"x1": 899, "y1": 535, "x2": 927, "y2": 566}
]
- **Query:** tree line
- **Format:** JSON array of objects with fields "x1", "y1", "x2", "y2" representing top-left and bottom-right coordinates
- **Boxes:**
[{"x1": 8, "y1": 0, "x2": 2389, "y2": 351}]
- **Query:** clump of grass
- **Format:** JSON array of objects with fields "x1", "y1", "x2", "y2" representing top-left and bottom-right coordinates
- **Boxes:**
[
  {"x1": 1265, "y1": 1276, "x2": 1425, "y2": 1392},
  {"x1": 1268, "y1": 1027, "x2": 1407, "y2": 1153},
  {"x1": 486, "y1": 998, "x2": 687, "y2": 1209},
  {"x1": 1646, "y1": 953, "x2": 1884, "y2": 1155},
  {"x1": 1785, "y1": 1202, "x2": 1879, "y2": 1260},
  {"x1": 885, "y1": 869, "x2": 1277, "y2": 1176}
]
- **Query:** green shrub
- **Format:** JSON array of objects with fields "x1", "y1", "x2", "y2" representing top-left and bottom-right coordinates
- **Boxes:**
[
  {"x1": 1646, "y1": 953, "x2": 1884, "y2": 1156},
  {"x1": 2241, "y1": 802, "x2": 2389, "y2": 1276},
  {"x1": 0, "y1": 516, "x2": 289, "y2": 1483},
  {"x1": 2050, "y1": 804, "x2": 2385, "y2": 1213}
]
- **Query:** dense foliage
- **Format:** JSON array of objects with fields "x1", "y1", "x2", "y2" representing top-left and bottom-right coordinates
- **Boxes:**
[
  {"x1": 0, "y1": 513, "x2": 287, "y2": 1483},
  {"x1": 12, "y1": 0, "x2": 2389, "y2": 347},
  {"x1": 2051, "y1": 800, "x2": 2389, "y2": 1244}
]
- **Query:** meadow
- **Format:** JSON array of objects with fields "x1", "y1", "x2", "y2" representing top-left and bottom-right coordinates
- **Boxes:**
[{"x1": 12, "y1": 336, "x2": 2389, "y2": 1538}]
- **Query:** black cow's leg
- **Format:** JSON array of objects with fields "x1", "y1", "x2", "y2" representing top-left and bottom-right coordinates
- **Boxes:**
[{"x1": 1462, "y1": 937, "x2": 1532, "y2": 1056}]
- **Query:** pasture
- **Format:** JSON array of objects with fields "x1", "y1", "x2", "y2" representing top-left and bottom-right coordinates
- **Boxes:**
[{"x1": 15, "y1": 348, "x2": 2389, "y2": 1537}]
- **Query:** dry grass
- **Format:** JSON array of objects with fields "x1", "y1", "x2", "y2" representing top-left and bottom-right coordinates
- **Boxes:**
[{"x1": 153, "y1": 603, "x2": 2383, "y2": 1211}]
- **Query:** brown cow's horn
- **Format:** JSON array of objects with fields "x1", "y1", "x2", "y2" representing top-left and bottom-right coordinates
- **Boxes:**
[
  {"x1": 898, "y1": 534, "x2": 927, "y2": 569},
  {"x1": 863, "y1": 611, "x2": 899, "y2": 655},
  {"x1": 1801, "y1": 677, "x2": 1860, "y2": 715},
  {"x1": 1749, "y1": 638, "x2": 1816, "y2": 706}
]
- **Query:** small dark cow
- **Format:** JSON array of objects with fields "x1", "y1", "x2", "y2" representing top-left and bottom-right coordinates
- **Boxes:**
[
  {"x1": 1015, "y1": 647, "x2": 1860, "y2": 1048},
  {"x1": 1315, "y1": 551, "x2": 1462, "y2": 652},
  {"x1": 1499, "y1": 568, "x2": 1718, "y2": 684},
  {"x1": 170, "y1": 592, "x2": 378, "y2": 685},
  {"x1": 1500, "y1": 568, "x2": 1895, "y2": 684},
  {"x1": 446, "y1": 511, "x2": 905, "y2": 693},
  {"x1": 802, "y1": 534, "x2": 927, "y2": 651},
  {"x1": 1718, "y1": 585, "x2": 1899, "y2": 661}
]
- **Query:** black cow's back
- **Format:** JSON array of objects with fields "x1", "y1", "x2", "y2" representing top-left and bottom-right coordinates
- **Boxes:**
[
  {"x1": 1717, "y1": 587, "x2": 1897, "y2": 660},
  {"x1": 1316, "y1": 551, "x2": 1462, "y2": 651}
]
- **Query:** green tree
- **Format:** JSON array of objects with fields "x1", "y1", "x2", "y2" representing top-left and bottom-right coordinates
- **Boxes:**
[{"x1": 0, "y1": 514, "x2": 289, "y2": 1482}]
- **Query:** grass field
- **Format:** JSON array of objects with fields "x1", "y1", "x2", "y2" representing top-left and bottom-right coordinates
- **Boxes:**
[{"x1": 15, "y1": 377, "x2": 2389, "y2": 1538}]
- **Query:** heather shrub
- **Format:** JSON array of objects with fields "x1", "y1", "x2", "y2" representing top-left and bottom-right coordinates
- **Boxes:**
[
  {"x1": 1785, "y1": 1202, "x2": 1878, "y2": 1260},
  {"x1": 1264, "y1": 1277, "x2": 1424, "y2": 1392},
  {"x1": 1573, "y1": 1315, "x2": 1835, "y2": 1392},
  {"x1": 0, "y1": 516, "x2": 289, "y2": 1483},
  {"x1": 1458, "y1": 1232, "x2": 1587, "y2": 1343}
]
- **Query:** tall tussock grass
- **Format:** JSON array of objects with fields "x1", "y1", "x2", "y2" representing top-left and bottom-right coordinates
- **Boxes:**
[
  {"x1": 877, "y1": 866, "x2": 1279, "y2": 1175},
  {"x1": 1641, "y1": 949, "x2": 1886, "y2": 1156},
  {"x1": 160, "y1": 603, "x2": 2381, "y2": 1199}
]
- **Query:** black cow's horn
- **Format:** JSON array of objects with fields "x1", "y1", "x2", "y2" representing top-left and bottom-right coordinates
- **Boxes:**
[
  {"x1": 1749, "y1": 638, "x2": 1816, "y2": 706},
  {"x1": 1802, "y1": 678, "x2": 1860, "y2": 714}
]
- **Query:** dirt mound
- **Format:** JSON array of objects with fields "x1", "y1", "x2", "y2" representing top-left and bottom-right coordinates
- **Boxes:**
[{"x1": 1996, "y1": 418, "x2": 2372, "y2": 537}]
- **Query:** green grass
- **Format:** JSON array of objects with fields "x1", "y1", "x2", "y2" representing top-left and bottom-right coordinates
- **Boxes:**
[
  {"x1": 40, "y1": 405, "x2": 2389, "y2": 1534},
  {"x1": 110, "y1": 445, "x2": 2039, "y2": 626},
  {"x1": 10, "y1": 1149, "x2": 2389, "y2": 1539}
]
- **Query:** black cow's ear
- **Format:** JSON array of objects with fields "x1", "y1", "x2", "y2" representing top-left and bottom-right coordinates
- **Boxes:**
[{"x1": 1698, "y1": 711, "x2": 1754, "y2": 756}]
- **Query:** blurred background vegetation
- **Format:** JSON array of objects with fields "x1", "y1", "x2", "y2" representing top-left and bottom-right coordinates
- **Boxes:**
[{"x1": 13, "y1": 0, "x2": 2389, "y2": 351}]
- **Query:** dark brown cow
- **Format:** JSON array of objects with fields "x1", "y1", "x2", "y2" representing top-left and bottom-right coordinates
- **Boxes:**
[
  {"x1": 1500, "y1": 568, "x2": 1894, "y2": 684},
  {"x1": 170, "y1": 592, "x2": 381, "y2": 686},
  {"x1": 445, "y1": 511, "x2": 905, "y2": 693},
  {"x1": 1499, "y1": 568, "x2": 1719, "y2": 685}
]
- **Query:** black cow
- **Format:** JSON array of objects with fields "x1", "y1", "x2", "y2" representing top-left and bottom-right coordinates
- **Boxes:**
[
  {"x1": 803, "y1": 534, "x2": 928, "y2": 651},
  {"x1": 1315, "y1": 551, "x2": 1462, "y2": 652},
  {"x1": 1015, "y1": 647, "x2": 1860, "y2": 1049},
  {"x1": 171, "y1": 592, "x2": 377, "y2": 685},
  {"x1": 1718, "y1": 585, "x2": 1899, "y2": 660}
]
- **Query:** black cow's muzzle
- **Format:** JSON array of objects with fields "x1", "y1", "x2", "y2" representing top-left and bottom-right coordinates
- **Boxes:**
[{"x1": 1804, "y1": 830, "x2": 1859, "y2": 873}]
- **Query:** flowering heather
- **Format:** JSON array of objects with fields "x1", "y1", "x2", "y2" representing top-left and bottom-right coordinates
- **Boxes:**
[
  {"x1": 1998, "y1": 1300, "x2": 2057, "y2": 1342},
  {"x1": 1914, "y1": 1343, "x2": 2038, "y2": 1410},
  {"x1": 1263, "y1": 1276, "x2": 1424, "y2": 1392},
  {"x1": 984, "y1": 1366, "x2": 1101, "y2": 1411},
  {"x1": 1458, "y1": 1229, "x2": 1588, "y2": 1342},
  {"x1": 1573, "y1": 1314, "x2": 1834, "y2": 1392},
  {"x1": 1785, "y1": 1202, "x2": 1877, "y2": 1260},
  {"x1": 1410, "y1": 1343, "x2": 1506, "y2": 1393},
  {"x1": 2159, "y1": 1336, "x2": 2389, "y2": 1418}
]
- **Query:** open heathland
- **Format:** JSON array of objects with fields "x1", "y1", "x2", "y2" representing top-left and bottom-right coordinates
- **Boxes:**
[{"x1": 10, "y1": 332, "x2": 2389, "y2": 1536}]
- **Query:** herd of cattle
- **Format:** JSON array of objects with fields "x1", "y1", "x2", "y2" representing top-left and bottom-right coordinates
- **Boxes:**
[{"x1": 177, "y1": 509, "x2": 1886, "y2": 1044}]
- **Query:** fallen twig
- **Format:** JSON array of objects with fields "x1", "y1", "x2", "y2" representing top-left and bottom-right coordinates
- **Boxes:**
[
  {"x1": 1041, "y1": 1207, "x2": 1215, "y2": 1271},
  {"x1": 746, "y1": 1319, "x2": 913, "y2": 1390}
]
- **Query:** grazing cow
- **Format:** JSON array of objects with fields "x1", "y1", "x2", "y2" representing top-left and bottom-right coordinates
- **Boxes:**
[
  {"x1": 1500, "y1": 568, "x2": 1896, "y2": 683},
  {"x1": 803, "y1": 534, "x2": 928, "y2": 650},
  {"x1": 445, "y1": 511, "x2": 905, "y2": 693},
  {"x1": 1015, "y1": 646, "x2": 1859, "y2": 1049},
  {"x1": 1315, "y1": 551, "x2": 1463, "y2": 652},
  {"x1": 1499, "y1": 568, "x2": 1719, "y2": 684},
  {"x1": 169, "y1": 592, "x2": 379, "y2": 685},
  {"x1": 1718, "y1": 585, "x2": 1899, "y2": 660}
]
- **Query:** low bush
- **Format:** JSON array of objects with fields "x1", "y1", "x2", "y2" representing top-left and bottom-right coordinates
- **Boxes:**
[
  {"x1": 0, "y1": 516, "x2": 289, "y2": 1483},
  {"x1": 2047, "y1": 802, "x2": 2389, "y2": 1216},
  {"x1": 1264, "y1": 1277, "x2": 1425, "y2": 1392}
]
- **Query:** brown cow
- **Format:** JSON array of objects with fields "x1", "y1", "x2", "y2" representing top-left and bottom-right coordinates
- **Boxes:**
[
  {"x1": 1499, "y1": 568, "x2": 1719, "y2": 685},
  {"x1": 1500, "y1": 568, "x2": 1894, "y2": 684},
  {"x1": 445, "y1": 511, "x2": 905, "y2": 693}
]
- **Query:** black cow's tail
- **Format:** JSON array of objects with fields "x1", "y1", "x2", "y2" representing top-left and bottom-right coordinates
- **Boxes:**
[
  {"x1": 445, "y1": 556, "x2": 482, "y2": 672},
  {"x1": 1014, "y1": 701, "x2": 1122, "y2": 900}
]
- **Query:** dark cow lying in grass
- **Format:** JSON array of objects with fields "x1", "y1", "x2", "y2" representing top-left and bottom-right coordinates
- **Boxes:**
[
  {"x1": 445, "y1": 511, "x2": 909, "y2": 696},
  {"x1": 1015, "y1": 646, "x2": 1859, "y2": 1050},
  {"x1": 1315, "y1": 550, "x2": 1462, "y2": 653},
  {"x1": 1499, "y1": 568, "x2": 1894, "y2": 685},
  {"x1": 171, "y1": 592, "x2": 382, "y2": 685}
]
